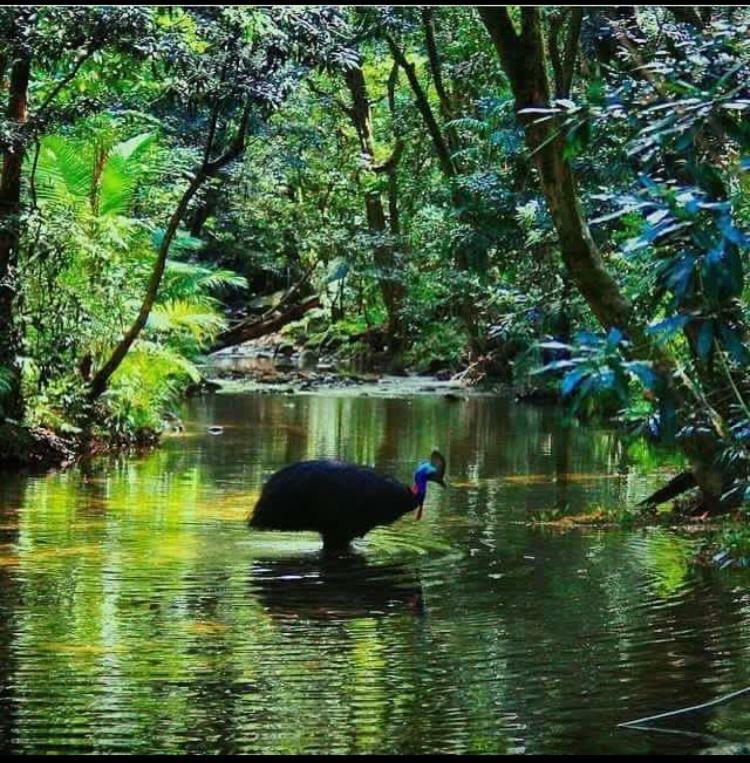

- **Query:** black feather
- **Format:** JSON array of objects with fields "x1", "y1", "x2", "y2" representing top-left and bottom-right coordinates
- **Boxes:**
[{"x1": 249, "y1": 459, "x2": 420, "y2": 550}]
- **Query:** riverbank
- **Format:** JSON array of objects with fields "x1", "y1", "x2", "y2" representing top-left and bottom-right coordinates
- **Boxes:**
[
  {"x1": 201, "y1": 329, "x2": 551, "y2": 400},
  {"x1": 529, "y1": 503, "x2": 750, "y2": 570},
  {"x1": 0, "y1": 420, "x2": 160, "y2": 473}
]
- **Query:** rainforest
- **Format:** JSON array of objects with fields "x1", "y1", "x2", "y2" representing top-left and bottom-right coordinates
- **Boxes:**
[{"x1": 2, "y1": 5, "x2": 750, "y2": 756}]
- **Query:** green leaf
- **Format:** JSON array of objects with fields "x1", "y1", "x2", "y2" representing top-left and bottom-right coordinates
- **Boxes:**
[
  {"x1": 563, "y1": 119, "x2": 591, "y2": 160},
  {"x1": 626, "y1": 362, "x2": 658, "y2": 390},
  {"x1": 561, "y1": 367, "x2": 587, "y2": 397},
  {"x1": 718, "y1": 324, "x2": 750, "y2": 364},
  {"x1": 647, "y1": 315, "x2": 690, "y2": 339},
  {"x1": 702, "y1": 244, "x2": 742, "y2": 303}
]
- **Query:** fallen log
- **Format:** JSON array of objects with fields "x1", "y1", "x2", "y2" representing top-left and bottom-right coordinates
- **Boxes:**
[
  {"x1": 637, "y1": 470, "x2": 697, "y2": 508},
  {"x1": 208, "y1": 295, "x2": 321, "y2": 353}
]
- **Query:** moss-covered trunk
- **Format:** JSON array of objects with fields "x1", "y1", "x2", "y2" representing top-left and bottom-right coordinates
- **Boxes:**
[{"x1": 343, "y1": 65, "x2": 405, "y2": 353}]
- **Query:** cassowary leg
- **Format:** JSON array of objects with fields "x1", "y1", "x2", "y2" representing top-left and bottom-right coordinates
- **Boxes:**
[{"x1": 321, "y1": 532, "x2": 355, "y2": 556}]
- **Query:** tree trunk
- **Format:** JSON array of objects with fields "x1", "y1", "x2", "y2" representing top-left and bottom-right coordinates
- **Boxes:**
[
  {"x1": 0, "y1": 53, "x2": 31, "y2": 422},
  {"x1": 421, "y1": 8, "x2": 461, "y2": 159},
  {"x1": 342, "y1": 65, "x2": 405, "y2": 351},
  {"x1": 386, "y1": 36, "x2": 455, "y2": 180},
  {"x1": 479, "y1": 9, "x2": 635, "y2": 334},
  {"x1": 386, "y1": 33, "x2": 486, "y2": 354},
  {"x1": 189, "y1": 187, "x2": 219, "y2": 238},
  {"x1": 478, "y1": 7, "x2": 733, "y2": 512}
]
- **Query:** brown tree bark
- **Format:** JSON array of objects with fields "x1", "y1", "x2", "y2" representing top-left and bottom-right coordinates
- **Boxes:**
[
  {"x1": 479, "y1": 8, "x2": 636, "y2": 333},
  {"x1": 0, "y1": 53, "x2": 31, "y2": 422},
  {"x1": 209, "y1": 295, "x2": 321, "y2": 353}
]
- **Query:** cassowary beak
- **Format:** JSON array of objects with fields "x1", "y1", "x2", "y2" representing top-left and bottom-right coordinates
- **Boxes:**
[{"x1": 416, "y1": 503, "x2": 424, "y2": 520}]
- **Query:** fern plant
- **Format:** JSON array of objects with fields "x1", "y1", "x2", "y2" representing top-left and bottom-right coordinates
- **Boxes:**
[{"x1": 21, "y1": 126, "x2": 247, "y2": 437}]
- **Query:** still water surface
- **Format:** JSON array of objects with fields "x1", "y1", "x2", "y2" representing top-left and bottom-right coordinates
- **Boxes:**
[{"x1": 1, "y1": 391, "x2": 750, "y2": 754}]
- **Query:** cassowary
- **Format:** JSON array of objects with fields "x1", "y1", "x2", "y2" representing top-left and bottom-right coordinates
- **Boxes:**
[{"x1": 249, "y1": 450, "x2": 446, "y2": 552}]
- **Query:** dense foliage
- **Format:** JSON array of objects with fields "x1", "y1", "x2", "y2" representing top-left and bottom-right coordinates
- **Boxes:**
[{"x1": 0, "y1": 6, "x2": 748, "y2": 516}]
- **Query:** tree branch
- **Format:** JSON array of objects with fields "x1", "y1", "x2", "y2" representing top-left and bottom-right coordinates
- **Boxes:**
[
  {"x1": 477, "y1": 7, "x2": 524, "y2": 94},
  {"x1": 562, "y1": 9, "x2": 583, "y2": 98},
  {"x1": 88, "y1": 98, "x2": 253, "y2": 400},
  {"x1": 385, "y1": 34, "x2": 455, "y2": 179},
  {"x1": 307, "y1": 80, "x2": 355, "y2": 122},
  {"x1": 548, "y1": 10, "x2": 567, "y2": 99},
  {"x1": 373, "y1": 138, "x2": 404, "y2": 174}
]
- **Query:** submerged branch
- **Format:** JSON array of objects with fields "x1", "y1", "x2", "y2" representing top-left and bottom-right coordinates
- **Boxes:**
[{"x1": 619, "y1": 685, "x2": 750, "y2": 728}]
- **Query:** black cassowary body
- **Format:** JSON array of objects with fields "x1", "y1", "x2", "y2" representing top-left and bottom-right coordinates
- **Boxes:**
[{"x1": 249, "y1": 451, "x2": 446, "y2": 552}]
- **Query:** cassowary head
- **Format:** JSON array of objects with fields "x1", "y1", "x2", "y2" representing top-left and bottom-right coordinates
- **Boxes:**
[{"x1": 412, "y1": 450, "x2": 446, "y2": 517}]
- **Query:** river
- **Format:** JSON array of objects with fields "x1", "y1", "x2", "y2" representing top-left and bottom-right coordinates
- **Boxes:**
[{"x1": 0, "y1": 390, "x2": 749, "y2": 754}]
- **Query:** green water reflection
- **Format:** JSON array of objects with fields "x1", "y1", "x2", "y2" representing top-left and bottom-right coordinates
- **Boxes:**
[{"x1": 1, "y1": 392, "x2": 750, "y2": 754}]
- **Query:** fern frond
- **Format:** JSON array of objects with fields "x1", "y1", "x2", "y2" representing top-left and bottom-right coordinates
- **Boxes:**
[
  {"x1": 114, "y1": 341, "x2": 202, "y2": 385},
  {"x1": 33, "y1": 135, "x2": 92, "y2": 206},
  {"x1": 100, "y1": 133, "x2": 158, "y2": 216},
  {"x1": 445, "y1": 117, "x2": 490, "y2": 135},
  {"x1": 162, "y1": 260, "x2": 248, "y2": 300},
  {"x1": 148, "y1": 299, "x2": 226, "y2": 341}
]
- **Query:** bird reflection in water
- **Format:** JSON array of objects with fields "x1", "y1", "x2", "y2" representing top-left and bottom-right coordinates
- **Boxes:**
[{"x1": 250, "y1": 552, "x2": 426, "y2": 622}]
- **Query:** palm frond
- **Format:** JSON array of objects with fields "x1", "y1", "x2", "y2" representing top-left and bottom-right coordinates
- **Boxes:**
[
  {"x1": 30, "y1": 131, "x2": 159, "y2": 217},
  {"x1": 110, "y1": 132, "x2": 156, "y2": 162},
  {"x1": 126, "y1": 341, "x2": 203, "y2": 383}
]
